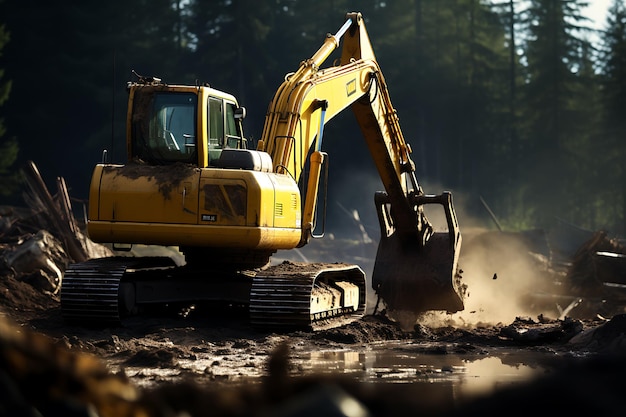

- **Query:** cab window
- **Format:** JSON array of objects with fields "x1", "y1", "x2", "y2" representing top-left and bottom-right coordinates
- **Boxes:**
[
  {"x1": 131, "y1": 90, "x2": 197, "y2": 165},
  {"x1": 208, "y1": 97, "x2": 224, "y2": 147},
  {"x1": 225, "y1": 103, "x2": 241, "y2": 148}
]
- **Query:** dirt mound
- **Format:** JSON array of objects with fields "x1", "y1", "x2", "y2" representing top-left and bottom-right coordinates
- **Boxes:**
[{"x1": 0, "y1": 273, "x2": 57, "y2": 314}]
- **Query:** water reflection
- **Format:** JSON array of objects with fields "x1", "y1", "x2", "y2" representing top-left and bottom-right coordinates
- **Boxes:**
[
  {"x1": 293, "y1": 343, "x2": 552, "y2": 401},
  {"x1": 458, "y1": 356, "x2": 538, "y2": 397}
]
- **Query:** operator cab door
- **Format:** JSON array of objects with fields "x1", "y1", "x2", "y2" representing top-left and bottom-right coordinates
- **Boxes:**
[
  {"x1": 201, "y1": 95, "x2": 249, "y2": 227},
  {"x1": 206, "y1": 96, "x2": 246, "y2": 167}
]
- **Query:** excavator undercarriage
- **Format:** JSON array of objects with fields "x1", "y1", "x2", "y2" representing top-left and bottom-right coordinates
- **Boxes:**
[{"x1": 61, "y1": 256, "x2": 366, "y2": 331}]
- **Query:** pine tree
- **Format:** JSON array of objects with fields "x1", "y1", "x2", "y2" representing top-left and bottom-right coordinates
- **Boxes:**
[
  {"x1": 0, "y1": 11, "x2": 20, "y2": 201},
  {"x1": 518, "y1": 0, "x2": 596, "y2": 229},
  {"x1": 597, "y1": 0, "x2": 626, "y2": 234}
]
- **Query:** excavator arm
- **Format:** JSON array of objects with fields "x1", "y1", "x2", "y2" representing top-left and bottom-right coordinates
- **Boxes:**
[{"x1": 258, "y1": 12, "x2": 465, "y2": 315}]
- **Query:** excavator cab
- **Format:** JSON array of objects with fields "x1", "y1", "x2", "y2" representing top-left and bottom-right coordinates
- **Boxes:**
[{"x1": 128, "y1": 78, "x2": 248, "y2": 167}]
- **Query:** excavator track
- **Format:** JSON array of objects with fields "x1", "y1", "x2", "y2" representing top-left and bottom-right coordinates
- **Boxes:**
[
  {"x1": 62, "y1": 258, "x2": 365, "y2": 331},
  {"x1": 250, "y1": 261, "x2": 366, "y2": 331},
  {"x1": 61, "y1": 256, "x2": 177, "y2": 324},
  {"x1": 61, "y1": 258, "x2": 128, "y2": 323}
]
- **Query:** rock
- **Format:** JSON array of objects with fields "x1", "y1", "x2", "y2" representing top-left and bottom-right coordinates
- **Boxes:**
[
  {"x1": 569, "y1": 314, "x2": 626, "y2": 355},
  {"x1": 2, "y1": 230, "x2": 67, "y2": 293}
]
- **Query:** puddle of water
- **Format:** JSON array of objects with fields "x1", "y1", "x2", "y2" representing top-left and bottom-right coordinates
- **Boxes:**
[
  {"x1": 115, "y1": 340, "x2": 559, "y2": 401},
  {"x1": 290, "y1": 342, "x2": 555, "y2": 402}
]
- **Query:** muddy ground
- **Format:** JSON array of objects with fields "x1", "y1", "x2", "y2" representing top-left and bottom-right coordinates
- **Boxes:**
[
  {"x1": 2, "y1": 205, "x2": 626, "y2": 416},
  {"x1": 2, "y1": 269, "x2": 626, "y2": 417}
]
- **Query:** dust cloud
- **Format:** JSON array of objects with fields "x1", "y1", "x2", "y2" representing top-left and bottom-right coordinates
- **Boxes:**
[
  {"x1": 415, "y1": 189, "x2": 557, "y2": 329},
  {"x1": 420, "y1": 227, "x2": 554, "y2": 329}
]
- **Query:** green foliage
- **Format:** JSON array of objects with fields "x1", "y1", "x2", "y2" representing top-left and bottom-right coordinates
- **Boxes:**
[
  {"x1": 0, "y1": 0, "x2": 625, "y2": 234},
  {"x1": 0, "y1": 16, "x2": 20, "y2": 200},
  {"x1": 0, "y1": 138, "x2": 19, "y2": 173},
  {"x1": 511, "y1": 0, "x2": 601, "y2": 229},
  {"x1": 596, "y1": 0, "x2": 626, "y2": 234}
]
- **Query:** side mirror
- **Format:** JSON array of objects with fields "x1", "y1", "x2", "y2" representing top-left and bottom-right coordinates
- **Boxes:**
[{"x1": 235, "y1": 107, "x2": 247, "y2": 120}]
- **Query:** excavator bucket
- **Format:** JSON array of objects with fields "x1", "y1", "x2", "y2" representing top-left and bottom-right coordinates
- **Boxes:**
[{"x1": 372, "y1": 191, "x2": 465, "y2": 315}]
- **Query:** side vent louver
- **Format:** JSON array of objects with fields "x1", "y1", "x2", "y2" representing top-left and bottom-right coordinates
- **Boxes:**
[{"x1": 275, "y1": 203, "x2": 284, "y2": 216}]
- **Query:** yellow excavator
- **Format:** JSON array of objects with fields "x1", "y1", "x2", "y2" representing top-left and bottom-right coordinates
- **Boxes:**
[{"x1": 61, "y1": 12, "x2": 465, "y2": 330}]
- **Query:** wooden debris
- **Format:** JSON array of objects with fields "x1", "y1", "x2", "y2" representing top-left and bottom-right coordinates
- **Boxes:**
[{"x1": 21, "y1": 160, "x2": 89, "y2": 263}]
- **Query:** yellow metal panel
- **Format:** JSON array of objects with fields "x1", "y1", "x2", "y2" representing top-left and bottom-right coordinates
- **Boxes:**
[
  {"x1": 88, "y1": 164, "x2": 106, "y2": 221},
  {"x1": 88, "y1": 162, "x2": 302, "y2": 251},
  {"x1": 95, "y1": 164, "x2": 200, "y2": 224},
  {"x1": 198, "y1": 169, "x2": 301, "y2": 229},
  {"x1": 88, "y1": 221, "x2": 301, "y2": 249},
  {"x1": 199, "y1": 178, "x2": 247, "y2": 226},
  {"x1": 267, "y1": 172, "x2": 302, "y2": 229},
  {"x1": 197, "y1": 87, "x2": 209, "y2": 168}
]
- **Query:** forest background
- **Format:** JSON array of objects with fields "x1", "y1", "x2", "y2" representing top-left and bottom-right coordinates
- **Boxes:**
[{"x1": 0, "y1": 0, "x2": 625, "y2": 240}]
